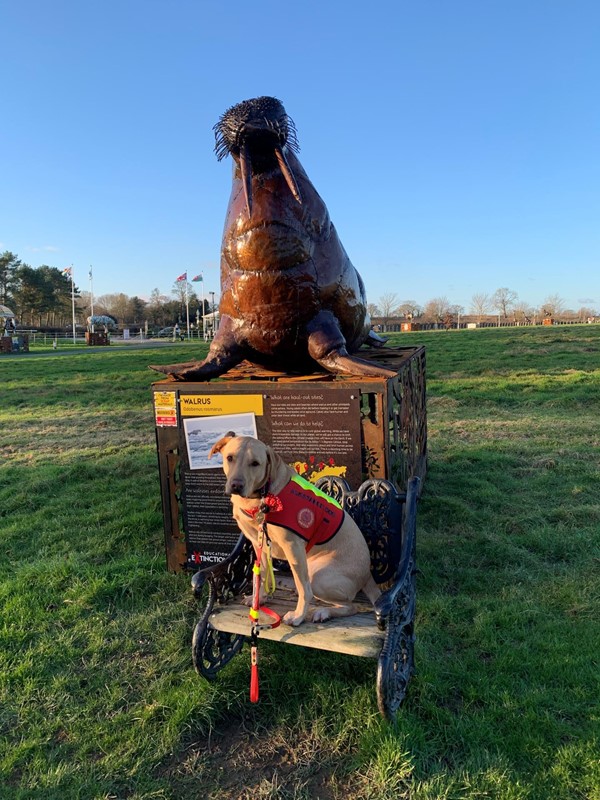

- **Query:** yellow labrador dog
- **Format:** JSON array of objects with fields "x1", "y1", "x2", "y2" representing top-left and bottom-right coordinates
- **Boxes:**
[{"x1": 209, "y1": 434, "x2": 380, "y2": 626}]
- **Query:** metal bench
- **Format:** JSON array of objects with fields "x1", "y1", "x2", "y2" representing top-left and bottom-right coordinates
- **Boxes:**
[{"x1": 190, "y1": 475, "x2": 419, "y2": 720}]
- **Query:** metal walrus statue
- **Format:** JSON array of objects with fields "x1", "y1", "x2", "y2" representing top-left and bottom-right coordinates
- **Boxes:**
[{"x1": 151, "y1": 96, "x2": 394, "y2": 380}]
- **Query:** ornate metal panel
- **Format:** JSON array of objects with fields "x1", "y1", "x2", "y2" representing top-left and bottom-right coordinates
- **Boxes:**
[{"x1": 315, "y1": 476, "x2": 405, "y2": 585}]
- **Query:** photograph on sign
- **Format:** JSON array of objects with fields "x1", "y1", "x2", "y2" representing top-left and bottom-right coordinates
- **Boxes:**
[{"x1": 183, "y1": 412, "x2": 257, "y2": 470}]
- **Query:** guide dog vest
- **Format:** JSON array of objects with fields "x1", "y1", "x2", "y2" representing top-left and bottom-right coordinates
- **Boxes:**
[{"x1": 243, "y1": 473, "x2": 345, "y2": 551}]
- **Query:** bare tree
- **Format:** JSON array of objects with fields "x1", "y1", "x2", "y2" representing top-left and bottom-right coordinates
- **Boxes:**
[
  {"x1": 470, "y1": 292, "x2": 491, "y2": 322},
  {"x1": 577, "y1": 305, "x2": 597, "y2": 322},
  {"x1": 78, "y1": 290, "x2": 93, "y2": 319},
  {"x1": 397, "y1": 300, "x2": 423, "y2": 320},
  {"x1": 451, "y1": 304, "x2": 465, "y2": 327},
  {"x1": 96, "y1": 292, "x2": 131, "y2": 323},
  {"x1": 147, "y1": 288, "x2": 171, "y2": 326},
  {"x1": 491, "y1": 287, "x2": 518, "y2": 319},
  {"x1": 423, "y1": 296, "x2": 451, "y2": 323},
  {"x1": 541, "y1": 294, "x2": 566, "y2": 318},
  {"x1": 378, "y1": 292, "x2": 399, "y2": 317},
  {"x1": 512, "y1": 301, "x2": 535, "y2": 325},
  {"x1": 378, "y1": 292, "x2": 399, "y2": 331},
  {"x1": 367, "y1": 302, "x2": 380, "y2": 317}
]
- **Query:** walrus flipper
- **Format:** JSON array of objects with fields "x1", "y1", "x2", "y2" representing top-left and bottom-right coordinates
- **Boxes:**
[
  {"x1": 307, "y1": 311, "x2": 396, "y2": 378},
  {"x1": 366, "y1": 329, "x2": 388, "y2": 348},
  {"x1": 150, "y1": 317, "x2": 247, "y2": 381},
  {"x1": 149, "y1": 352, "x2": 243, "y2": 381},
  {"x1": 316, "y1": 351, "x2": 397, "y2": 378}
]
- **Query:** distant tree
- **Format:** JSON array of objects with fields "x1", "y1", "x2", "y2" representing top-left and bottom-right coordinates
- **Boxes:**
[
  {"x1": 127, "y1": 296, "x2": 147, "y2": 324},
  {"x1": 378, "y1": 292, "x2": 399, "y2": 314},
  {"x1": 423, "y1": 296, "x2": 451, "y2": 323},
  {"x1": 450, "y1": 304, "x2": 465, "y2": 327},
  {"x1": 470, "y1": 292, "x2": 491, "y2": 322},
  {"x1": 0, "y1": 251, "x2": 22, "y2": 304},
  {"x1": 367, "y1": 302, "x2": 380, "y2": 317},
  {"x1": 397, "y1": 300, "x2": 423, "y2": 320},
  {"x1": 38, "y1": 265, "x2": 76, "y2": 324},
  {"x1": 378, "y1": 292, "x2": 399, "y2": 331},
  {"x1": 491, "y1": 287, "x2": 518, "y2": 318},
  {"x1": 541, "y1": 294, "x2": 566, "y2": 318},
  {"x1": 78, "y1": 290, "x2": 93, "y2": 319},
  {"x1": 11, "y1": 265, "x2": 48, "y2": 322},
  {"x1": 172, "y1": 280, "x2": 198, "y2": 322},
  {"x1": 147, "y1": 288, "x2": 170, "y2": 326},
  {"x1": 97, "y1": 293, "x2": 131, "y2": 323},
  {"x1": 11, "y1": 264, "x2": 76, "y2": 325},
  {"x1": 577, "y1": 305, "x2": 597, "y2": 322},
  {"x1": 512, "y1": 301, "x2": 535, "y2": 324},
  {"x1": 172, "y1": 279, "x2": 191, "y2": 304}
]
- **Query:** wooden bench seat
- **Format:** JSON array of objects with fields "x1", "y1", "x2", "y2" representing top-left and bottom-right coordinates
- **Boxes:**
[{"x1": 208, "y1": 574, "x2": 384, "y2": 658}]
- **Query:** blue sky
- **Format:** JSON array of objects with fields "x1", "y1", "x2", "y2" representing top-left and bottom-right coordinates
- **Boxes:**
[{"x1": 2, "y1": 0, "x2": 599, "y2": 313}]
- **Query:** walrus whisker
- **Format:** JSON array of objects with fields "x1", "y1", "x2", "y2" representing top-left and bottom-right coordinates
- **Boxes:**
[
  {"x1": 240, "y1": 142, "x2": 253, "y2": 217},
  {"x1": 281, "y1": 116, "x2": 299, "y2": 154},
  {"x1": 213, "y1": 127, "x2": 231, "y2": 162},
  {"x1": 274, "y1": 145, "x2": 302, "y2": 205}
]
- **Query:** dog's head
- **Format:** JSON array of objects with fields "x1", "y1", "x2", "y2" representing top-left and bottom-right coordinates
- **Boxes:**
[{"x1": 209, "y1": 433, "x2": 272, "y2": 498}]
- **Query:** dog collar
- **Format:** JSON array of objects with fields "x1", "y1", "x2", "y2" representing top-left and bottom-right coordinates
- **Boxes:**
[{"x1": 243, "y1": 493, "x2": 284, "y2": 519}]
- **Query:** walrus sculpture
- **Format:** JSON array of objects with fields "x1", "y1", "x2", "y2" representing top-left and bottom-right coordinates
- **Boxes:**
[{"x1": 151, "y1": 96, "x2": 395, "y2": 380}]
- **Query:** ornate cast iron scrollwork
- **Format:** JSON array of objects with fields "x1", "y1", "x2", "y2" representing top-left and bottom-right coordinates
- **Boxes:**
[
  {"x1": 315, "y1": 476, "x2": 405, "y2": 585},
  {"x1": 375, "y1": 476, "x2": 419, "y2": 719},
  {"x1": 191, "y1": 537, "x2": 254, "y2": 679}
]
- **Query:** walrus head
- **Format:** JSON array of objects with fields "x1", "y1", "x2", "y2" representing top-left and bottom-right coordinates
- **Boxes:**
[{"x1": 214, "y1": 96, "x2": 302, "y2": 217}]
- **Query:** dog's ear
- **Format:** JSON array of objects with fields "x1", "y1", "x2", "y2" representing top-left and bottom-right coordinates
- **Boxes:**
[
  {"x1": 265, "y1": 444, "x2": 285, "y2": 481},
  {"x1": 208, "y1": 431, "x2": 236, "y2": 458},
  {"x1": 264, "y1": 446, "x2": 273, "y2": 484}
]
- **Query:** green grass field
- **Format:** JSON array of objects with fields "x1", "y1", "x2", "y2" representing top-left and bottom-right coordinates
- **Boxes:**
[{"x1": 1, "y1": 326, "x2": 599, "y2": 799}]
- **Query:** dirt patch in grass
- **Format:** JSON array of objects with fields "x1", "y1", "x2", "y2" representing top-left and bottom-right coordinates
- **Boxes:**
[{"x1": 162, "y1": 717, "x2": 367, "y2": 800}]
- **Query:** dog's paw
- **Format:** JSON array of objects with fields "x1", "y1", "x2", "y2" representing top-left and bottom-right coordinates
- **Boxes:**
[
  {"x1": 312, "y1": 608, "x2": 332, "y2": 623},
  {"x1": 283, "y1": 610, "x2": 306, "y2": 627},
  {"x1": 242, "y1": 593, "x2": 267, "y2": 607}
]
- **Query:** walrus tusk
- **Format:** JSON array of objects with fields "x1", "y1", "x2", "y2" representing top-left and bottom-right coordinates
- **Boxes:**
[
  {"x1": 274, "y1": 145, "x2": 302, "y2": 205},
  {"x1": 240, "y1": 142, "x2": 253, "y2": 217}
]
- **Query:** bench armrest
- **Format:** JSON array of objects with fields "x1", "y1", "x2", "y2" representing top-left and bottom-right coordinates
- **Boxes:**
[
  {"x1": 374, "y1": 476, "x2": 419, "y2": 630},
  {"x1": 191, "y1": 535, "x2": 254, "y2": 602}
]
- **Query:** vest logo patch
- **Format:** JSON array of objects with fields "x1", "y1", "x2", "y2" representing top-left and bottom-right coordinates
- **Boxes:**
[{"x1": 297, "y1": 508, "x2": 315, "y2": 530}]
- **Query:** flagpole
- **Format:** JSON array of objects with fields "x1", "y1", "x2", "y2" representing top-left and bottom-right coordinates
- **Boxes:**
[
  {"x1": 71, "y1": 265, "x2": 76, "y2": 344},
  {"x1": 202, "y1": 278, "x2": 205, "y2": 340},
  {"x1": 191, "y1": 272, "x2": 205, "y2": 339},
  {"x1": 89, "y1": 266, "x2": 94, "y2": 332},
  {"x1": 186, "y1": 279, "x2": 190, "y2": 340}
]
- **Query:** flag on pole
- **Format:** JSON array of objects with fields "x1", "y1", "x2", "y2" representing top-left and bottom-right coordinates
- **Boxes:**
[
  {"x1": 89, "y1": 266, "x2": 93, "y2": 279},
  {"x1": 192, "y1": 274, "x2": 203, "y2": 282},
  {"x1": 176, "y1": 272, "x2": 187, "y2": 282},
  {"x1": 62, "y1": 267, "x2": 72, "y2": 276}
]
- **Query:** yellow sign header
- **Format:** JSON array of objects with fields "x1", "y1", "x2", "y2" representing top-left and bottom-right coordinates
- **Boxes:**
[{"x1": 179, "y1": 394, "x2": 264, "y2": 417}]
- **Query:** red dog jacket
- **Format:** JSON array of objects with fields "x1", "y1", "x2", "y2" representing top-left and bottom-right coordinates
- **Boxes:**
[{"x1": 243, "y1": 473, "x2": 345, "y2": 552}]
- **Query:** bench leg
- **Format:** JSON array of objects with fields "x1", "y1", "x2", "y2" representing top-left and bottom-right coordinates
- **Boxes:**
[
  {"x1": 192, "y1": 582, "x2": 246, "y2": 680},
  {"x1": 376, "y1": 534, "x2": 417, "y2": 720},
  {"x1": 376, "y1": 595, "x2": 416, "y2": 720}
]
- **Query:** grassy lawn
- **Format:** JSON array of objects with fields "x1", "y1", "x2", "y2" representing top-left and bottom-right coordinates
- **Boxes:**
[{"x1": 1, "y1": 326, "x2": 599, "y2": 799}]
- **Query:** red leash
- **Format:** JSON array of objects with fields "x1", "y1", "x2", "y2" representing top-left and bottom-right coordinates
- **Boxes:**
[{"x1": 247, "y1": 504, "x2": 282, "y2": 703}]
